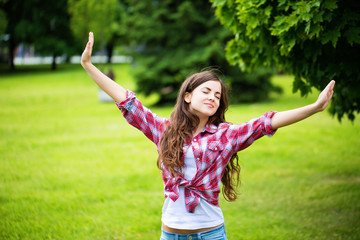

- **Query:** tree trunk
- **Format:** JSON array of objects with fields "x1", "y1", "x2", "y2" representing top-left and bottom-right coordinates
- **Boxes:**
[
  {"x1": 51, "y1": 53, "x2": 57, "y2": 70},
  {"x1": 106, "y1": 42, "x2": 114, "y2": 64},
  {"x1": 9, "y1": 37, "x2": 16, "y2": 71}
]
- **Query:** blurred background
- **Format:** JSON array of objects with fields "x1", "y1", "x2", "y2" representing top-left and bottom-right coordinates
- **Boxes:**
[
  {"x1": 0, "y1": 0, "x2": 359, "y2": 239},
  {"x1": 0, "y1": 0, "x2": 283, "y2": 106}
]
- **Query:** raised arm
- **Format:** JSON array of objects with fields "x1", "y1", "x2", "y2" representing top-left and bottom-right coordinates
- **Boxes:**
[
  {"x1": 271, "y1": 80, "x2": 335, "y2": 130},
  {"x1": 81, "y1": 32, "x2": 127, "y2": 103}
]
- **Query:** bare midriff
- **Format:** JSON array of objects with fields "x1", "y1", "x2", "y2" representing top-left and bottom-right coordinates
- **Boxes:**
[{"x1": 162, "y1": 223, "x2": 222, "y2": 234}]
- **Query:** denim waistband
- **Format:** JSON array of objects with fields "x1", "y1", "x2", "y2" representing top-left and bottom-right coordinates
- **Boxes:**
[{"x1": 160, "y1": 224, "x2": 227, "y2": 240}]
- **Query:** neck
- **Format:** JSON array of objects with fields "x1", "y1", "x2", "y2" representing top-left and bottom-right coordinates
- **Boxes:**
[{"x1": 193, "y1": 117, "x2": 208, "y2": 137}]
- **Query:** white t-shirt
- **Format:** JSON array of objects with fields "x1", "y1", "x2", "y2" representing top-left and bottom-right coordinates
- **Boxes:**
[{"x1": 161, "y1": 145, "x2": 225, "y2": 229}]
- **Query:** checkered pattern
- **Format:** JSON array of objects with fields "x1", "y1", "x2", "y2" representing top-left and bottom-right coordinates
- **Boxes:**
[{"x1": 116, "y1": 90, "x2": 277, "y2": 213}]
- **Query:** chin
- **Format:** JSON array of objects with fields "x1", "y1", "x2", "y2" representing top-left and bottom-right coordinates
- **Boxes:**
[{"x1": 205, "y1": 111, "x2": 217, "y2": 117}]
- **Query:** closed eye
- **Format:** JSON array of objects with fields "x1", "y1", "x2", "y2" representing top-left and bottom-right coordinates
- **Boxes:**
[{"x1": 201, "y1": 87, "x2": 221, "y2": 99}]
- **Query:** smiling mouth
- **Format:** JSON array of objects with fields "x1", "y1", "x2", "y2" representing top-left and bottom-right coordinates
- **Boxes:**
[{"x1": 205, "y1": 103, "x2": 214, "y2": 108}]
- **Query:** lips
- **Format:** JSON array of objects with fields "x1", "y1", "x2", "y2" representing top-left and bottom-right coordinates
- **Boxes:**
[{"x1": 204, "y1": 103, "x2": 214, "y2": 108}]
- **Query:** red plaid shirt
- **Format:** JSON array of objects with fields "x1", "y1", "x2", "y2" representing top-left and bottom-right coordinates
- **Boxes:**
[{"x1": 116, "y1": 90, "x2": 277, "y2": 213}]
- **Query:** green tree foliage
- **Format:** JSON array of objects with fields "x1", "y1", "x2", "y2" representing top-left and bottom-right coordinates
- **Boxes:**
[
  {"x1": 1, "y1": 0, "x2": 74, "y2": 70},
  {"x1": 68, "y1": 0, "x2": 121, "y2": 63},
  {"x1": 0, "y1": 9, "x2": 6, "y2": 35},
  {"x1": 32, "y1": 0, "x2": 74, "y2": 70},
  {"x1": 211, "y1": 0, "x2": 360, "y2": 121},
  {"x1": 1, "y1": 0, "x2": 24, "y2": 70},
  {"x1": 123, "y1": 0, "x2": 279, "y2": 104}
]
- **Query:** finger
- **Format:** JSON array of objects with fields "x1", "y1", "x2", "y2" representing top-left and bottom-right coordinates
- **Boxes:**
[
  {"x1": 321, "y1": 80, "x2": 335, "y2": 97},
  {"x1": 327, "y1": 80, "x2": 335, "y2": 90},
  {"x1": 329, "y1": 81, "x2": 335, "y2": 96},
  {"x1": 87, "y1": 32, "x2": 94, "y2": 49},
  {"x1": 89, "y1": 32, "x2": 94, "y2": 44}
]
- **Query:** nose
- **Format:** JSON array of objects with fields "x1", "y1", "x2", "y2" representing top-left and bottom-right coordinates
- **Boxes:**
[{"x1": 208, "y1": 94, "x2": 215, "y2": 101}]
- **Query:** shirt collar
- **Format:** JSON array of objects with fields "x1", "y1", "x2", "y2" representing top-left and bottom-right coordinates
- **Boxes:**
[{"x1": 204, "y1": 123, "x2": 218, "y2": 134}]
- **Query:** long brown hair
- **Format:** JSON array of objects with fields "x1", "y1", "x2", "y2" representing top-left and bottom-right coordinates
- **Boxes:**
[{"x1": 158, "y1": 70, "x2": 241, "y2": 202}]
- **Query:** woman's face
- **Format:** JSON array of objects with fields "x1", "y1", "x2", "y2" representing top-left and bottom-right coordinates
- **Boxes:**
[{"x1": 184, "y1": 80, "x2": 221, "y2": 120}]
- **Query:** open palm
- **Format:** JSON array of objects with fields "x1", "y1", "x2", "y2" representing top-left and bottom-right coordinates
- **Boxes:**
[
  {"x1": 316, "y1": 80, "x2": 335, "y2": 112},
  {"x1": 81, "y1": 32, "x2": 94, "y2": 65}
]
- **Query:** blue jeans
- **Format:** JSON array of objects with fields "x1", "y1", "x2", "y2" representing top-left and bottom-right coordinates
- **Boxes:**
[{"x1": 160, "y1": 224, "x2": 228, "y2": 240}]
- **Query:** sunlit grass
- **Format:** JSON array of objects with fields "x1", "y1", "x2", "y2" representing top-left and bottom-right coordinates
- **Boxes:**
[{"x1": 0, "y1": 64, "x2": 359, "y2": 239}]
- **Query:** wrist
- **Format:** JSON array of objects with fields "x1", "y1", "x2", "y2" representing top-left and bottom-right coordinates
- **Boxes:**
[
  {"x1": 81, "y1": 61, "x2": 92, "y2": 69},
  {"x1": 311, "y1": 102, "x2": 322, "y2": 113}
]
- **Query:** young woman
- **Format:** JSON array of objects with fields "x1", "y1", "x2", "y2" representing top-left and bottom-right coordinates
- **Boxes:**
[{"x1": 81, "y1": 32, "x2": 335, "y2": 240}]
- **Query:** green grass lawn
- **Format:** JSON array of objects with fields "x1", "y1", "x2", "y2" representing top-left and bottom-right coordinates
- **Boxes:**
[{"x1": 1, "y1": 64, "x2": 359, "y2": 239}]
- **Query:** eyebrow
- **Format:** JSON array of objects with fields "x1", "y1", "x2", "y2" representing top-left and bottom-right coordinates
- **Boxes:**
[{"x1": 202, "y1": 87, "x2": 221, "y2": 96}]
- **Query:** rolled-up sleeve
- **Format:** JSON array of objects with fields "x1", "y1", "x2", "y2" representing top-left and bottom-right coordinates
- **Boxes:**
[
  {"x1": 229, "y1": 111, "x2": 277, "y2": 152},
  {"x1": 115, "y1": 90, "x2": 168, "y2": 145},
  {"x1": 115, "y1": 90, "x2": 136, "y2": 111}
]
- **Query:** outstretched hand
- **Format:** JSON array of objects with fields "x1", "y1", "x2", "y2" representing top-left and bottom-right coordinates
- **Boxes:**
[
  {"x1": 81, "y1": 32, "x2": 94, "y2": 66},
  {"x1": 315, "y1": 80, "x2": 335, "y2": 112},
  {"x1": 271, "y1": 79, "x2": 335, "y2": 129}
]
